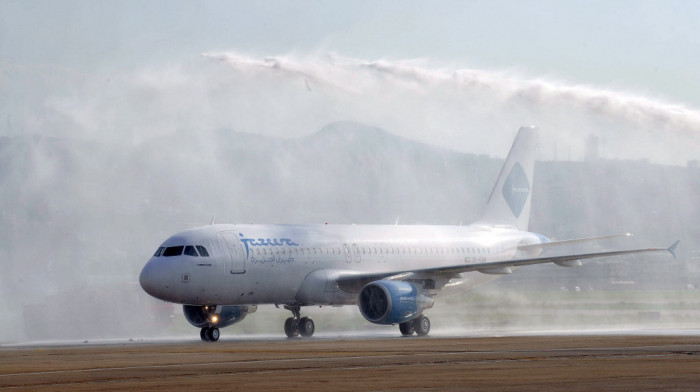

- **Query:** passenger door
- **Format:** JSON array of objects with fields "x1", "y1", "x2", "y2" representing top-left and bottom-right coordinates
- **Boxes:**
[{"x1": 218, "y1": 231, "x2": 246, "y2": 274}]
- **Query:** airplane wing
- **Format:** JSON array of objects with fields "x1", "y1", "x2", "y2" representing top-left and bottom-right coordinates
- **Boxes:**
[
  {"x1": 517, "y1": 233, "x2": 633, "y2": 252},
  {"x1": 336, "y1": 241, "x2": 679, "y2": 293}
]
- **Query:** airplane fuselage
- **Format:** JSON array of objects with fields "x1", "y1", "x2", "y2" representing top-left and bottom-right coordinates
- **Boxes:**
[{"x1": 139, "y1": 223, "x2": 545, "y2": 306}]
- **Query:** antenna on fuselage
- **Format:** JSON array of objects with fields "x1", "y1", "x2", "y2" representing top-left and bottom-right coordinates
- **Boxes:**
[
  {"x1": 395, "y1": 216, "x2": 400, "y2": 225},
  {"x1": 210, "y1": 216, "x2": 216, "y2": 225}
]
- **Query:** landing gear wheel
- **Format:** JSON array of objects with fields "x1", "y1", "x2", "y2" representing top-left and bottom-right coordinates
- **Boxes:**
[
  {"x1": 399, "y1": 321, "x2": 415, "y2": 336},
  {"x1": 298, "y1": 317, "x2": 315, "y2": 337},
  {"x1": 208, "y1": 327, "x2": 220, "y2": 342},
  {"x1": 414, "y1": 315, "x2": 430, "y2": 336},
  {"x1": 200, "y1": 327, "x2": 210, "y2": 341},
  {"x1": 284, "y1": 317, "x2": 299, "y2": 338}
]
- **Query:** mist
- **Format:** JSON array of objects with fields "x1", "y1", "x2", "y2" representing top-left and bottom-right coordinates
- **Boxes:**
[{"x1": 1, "y1": 52, "x2": 699, "y2": 343}]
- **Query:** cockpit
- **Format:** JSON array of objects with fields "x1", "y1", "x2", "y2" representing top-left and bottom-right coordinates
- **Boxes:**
[{"x1": 153, "y1": 245, "x2": 210, "y2": 257}]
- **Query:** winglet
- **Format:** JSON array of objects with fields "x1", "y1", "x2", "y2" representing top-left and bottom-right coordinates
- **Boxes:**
[{"x1": 668, "y1": 240, "x2": 680, "y2": 260}]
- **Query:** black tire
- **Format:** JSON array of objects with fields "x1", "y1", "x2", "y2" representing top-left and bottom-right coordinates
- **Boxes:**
[
  {"x1": 209, "y1": 327, "x2": 220, "y2": 342},
  {"x1": 284, "y1": 317, "x2": 299, "y2": 338},
  {"x1": 200, "y1": 327, "x2": 210, "y2": 342},
  {"x1": 399, "y1": 321, "x2": 415, "y2": 336},
  {"x1": 298, "y1": 317, "x2": 315, "y2": 337},
  {"x1": 414, "y1": 315, "x2": 430, "y2": 336}
]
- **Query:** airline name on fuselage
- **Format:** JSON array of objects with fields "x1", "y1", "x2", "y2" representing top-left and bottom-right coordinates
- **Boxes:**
[
  {"x1": 239, "y1": 236, "x2": 299, "y2": 247},
  {"x1": 238, "y1": 233, "x2": 300, "y2": 258}
]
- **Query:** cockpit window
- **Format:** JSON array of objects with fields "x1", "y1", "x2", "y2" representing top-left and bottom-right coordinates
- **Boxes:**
[
  {"x1": 162, "y1": 246, "x2": 184, "y2": 257},
  {"x1": 184, "y1": 245, "x2": 199, "y2": 257},
  {"x1": 196, "y1": 245, "x2": 210, "y2": 257},
  {"x1": 154, "y1": 247, "x2": 165, "y2": 257}
]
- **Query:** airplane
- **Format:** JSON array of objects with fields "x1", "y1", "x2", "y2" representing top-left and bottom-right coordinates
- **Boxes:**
[{"x1": 139, "y1": 126, "x2": 679, "y2": 342}]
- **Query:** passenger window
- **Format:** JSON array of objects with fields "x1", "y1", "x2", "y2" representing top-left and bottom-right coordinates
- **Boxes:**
[
  {"x1": 194, "y1": 246, "x2": 209, "y2": 257},
  {"x1": 154, "y1": 247, "x2": 165, "y2": 257},
  {"x1": 163, "y1": 246, "x2": 184, "y2": 257},
  {"x1": 184, "y1": 245, "x2": 199, "y2": 257}
]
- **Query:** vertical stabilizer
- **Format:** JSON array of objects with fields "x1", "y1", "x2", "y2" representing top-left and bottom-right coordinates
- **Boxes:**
[{"x1": 476, "y1": 126, "x2": 537, "y2": 230}]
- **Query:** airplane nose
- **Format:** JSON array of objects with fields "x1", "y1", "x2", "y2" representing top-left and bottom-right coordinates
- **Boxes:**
[{"x1": 139, "y1": 260, "x2": 159, "y2": 298}]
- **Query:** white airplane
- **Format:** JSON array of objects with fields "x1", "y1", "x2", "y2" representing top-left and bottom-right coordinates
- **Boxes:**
[{"x1": 139, "y1": 126, "x2": 678, "y2": 342}]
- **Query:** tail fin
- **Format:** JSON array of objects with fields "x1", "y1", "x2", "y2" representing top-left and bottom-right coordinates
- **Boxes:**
[{"x1": 476, "y1": 126, "x2": 538, "y2": 231}]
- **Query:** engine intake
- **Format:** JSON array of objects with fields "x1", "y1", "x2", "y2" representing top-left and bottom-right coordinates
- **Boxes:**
[
  {"x1": 183, "y1": 305, "x2": 256, "y2": 328},
  {"x1": 358, "y1": 280, "x2": 433, "y2": 325}
]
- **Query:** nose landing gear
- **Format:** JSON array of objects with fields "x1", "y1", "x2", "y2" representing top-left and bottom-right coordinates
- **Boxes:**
[
  {"x1": 283, "y1": 304, "x2": 315, "y2": 338},
  {"x1": 200, "y1": 326, "x2": 220, "y2": 342}
]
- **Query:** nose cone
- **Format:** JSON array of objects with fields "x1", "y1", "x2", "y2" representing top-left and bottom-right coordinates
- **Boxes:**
[{"x1": 139, "y1": 259, "x2": 162, "y2": 299}]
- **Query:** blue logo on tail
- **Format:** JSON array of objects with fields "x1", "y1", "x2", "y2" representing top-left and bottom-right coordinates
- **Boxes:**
[{"x1": 501, "y1": 163, "x2": 530, "y2": 217}]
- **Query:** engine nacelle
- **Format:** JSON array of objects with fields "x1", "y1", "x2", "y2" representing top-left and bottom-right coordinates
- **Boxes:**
[
  {"x1": 358, "y1": 280, "x2": 433, "y2": 325},
  {"x1": 183, "y1": 305, "x2": 256, "y2": 328}
]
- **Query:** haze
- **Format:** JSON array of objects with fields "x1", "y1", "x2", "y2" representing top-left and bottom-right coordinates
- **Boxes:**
[{"x1": 1, "y1": 1, "x2": 699, "y2": 343}]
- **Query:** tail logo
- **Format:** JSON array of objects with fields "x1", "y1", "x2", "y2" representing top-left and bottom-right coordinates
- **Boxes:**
[{"x1": 501, "y1": 162, "x2": 530, "y2": 218}]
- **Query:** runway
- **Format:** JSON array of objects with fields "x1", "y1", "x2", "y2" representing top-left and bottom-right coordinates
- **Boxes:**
[{"x1": 2, "y1": 335, "x2": 700, "y2": 391}]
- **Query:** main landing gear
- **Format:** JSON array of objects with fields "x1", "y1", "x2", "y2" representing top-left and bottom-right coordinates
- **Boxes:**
[
  {"x1": 200, "y1": 326, "x2": 220, "y2": 342},
  {"x1": 283, "y1": 304, "x2": 315, "y2": 338},
  {"x1": 399, "y1": 315, "x2": 430, "y2": 337}
]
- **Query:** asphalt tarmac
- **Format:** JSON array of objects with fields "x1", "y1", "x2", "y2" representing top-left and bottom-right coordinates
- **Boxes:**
[{"x1": 2, "y1": 335, "x2": 700, "y2": 391}]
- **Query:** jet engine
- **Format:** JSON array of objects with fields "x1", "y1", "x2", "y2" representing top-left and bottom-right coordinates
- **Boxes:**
[
  {"x1": 183, "y1": 304, "x2": 256, "y2": 328},
  {"x1": 358, "y1": 280, "x2": 433, "y2": 325}
]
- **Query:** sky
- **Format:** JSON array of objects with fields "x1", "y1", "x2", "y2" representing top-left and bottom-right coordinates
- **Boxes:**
[{"x1": 2, "y1": 0, "x2": 700, "y2": 107}]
